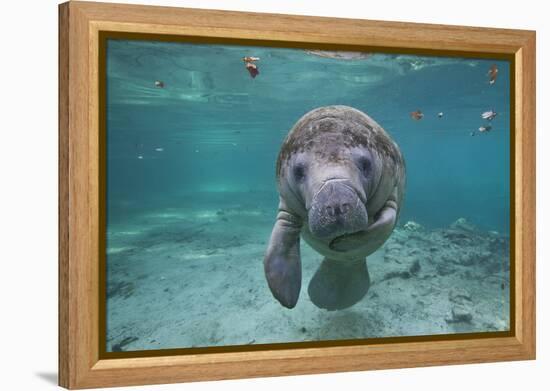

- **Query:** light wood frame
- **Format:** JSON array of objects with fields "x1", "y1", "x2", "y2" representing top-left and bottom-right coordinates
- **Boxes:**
[{"x1": 59, "y1": 1, "x2": 536, "y2": 389}]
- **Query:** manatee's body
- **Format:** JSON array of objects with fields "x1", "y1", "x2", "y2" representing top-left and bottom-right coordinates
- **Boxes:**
[{"x1": 264, "y1": 105, "x2": 405, "y2": 310}]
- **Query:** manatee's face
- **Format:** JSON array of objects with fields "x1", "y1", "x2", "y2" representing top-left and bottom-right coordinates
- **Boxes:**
[{"x1": 282, "y1": 143, "x2": 382, "y2": 247}]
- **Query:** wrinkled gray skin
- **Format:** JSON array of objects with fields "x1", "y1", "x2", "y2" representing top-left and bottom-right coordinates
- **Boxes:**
[{"x1": 264, "y1": 106, "x2": 405, "y2": 310}]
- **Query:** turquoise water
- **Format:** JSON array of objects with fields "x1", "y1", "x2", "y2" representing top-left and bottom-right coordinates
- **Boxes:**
[{"x1": 105, "y1": 39, "x2": 510, "y2": 352}]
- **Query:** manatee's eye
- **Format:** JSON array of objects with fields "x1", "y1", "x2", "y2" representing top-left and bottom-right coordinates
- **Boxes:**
[
  {"x1": 293, "y1": 163, "x2": 307, "y2": 182},
  {"x1": 358, "y1": 156, "x2": 372, "y2": 177}
]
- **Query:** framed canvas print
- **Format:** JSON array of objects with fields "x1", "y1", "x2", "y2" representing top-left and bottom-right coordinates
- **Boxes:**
[{"x1": 58, "y1": 1, "x2": 536, "y2": 389}]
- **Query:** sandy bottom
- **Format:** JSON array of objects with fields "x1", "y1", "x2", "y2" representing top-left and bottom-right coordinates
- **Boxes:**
[{"x1": 106, "y1": 192, "x2": 510, "y2": 352}]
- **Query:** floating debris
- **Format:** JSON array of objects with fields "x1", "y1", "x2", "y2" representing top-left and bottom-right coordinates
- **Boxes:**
[
  {"x1": 305, "y1": 50, "x2": 371, "y2": 60},
  {"x1": 437, "y1": 112, "x2": 444, "y2": 118},
  {"x1": 155, "y1": 147, "x2": 164, "y2": 152},
  {"x1": 488, "y1": 64, "x2": 498, "y2": 85},
  {"x1": 243, "y1": 56, "x2": 260, "y2": 78},
  {"x1": 481, "y1": 110, "x2": 498, "y2": 121},
  {"x1": 137, "y1": 155, "x2": 144, "y2": 159},
  {"x1": 478, "y1": 125, "x2": 492, "y2": 133},
  {"x1": 154, "y1": 80, "x2": 165, "y2": 88},
  {"x1": 410, "y1": 110, "x2": 424, "y2": 120}
]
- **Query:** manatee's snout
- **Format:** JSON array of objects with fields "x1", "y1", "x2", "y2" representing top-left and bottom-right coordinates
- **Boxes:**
[{"x1": 308, "y1": 180, "x2": 369, "y2": 241}]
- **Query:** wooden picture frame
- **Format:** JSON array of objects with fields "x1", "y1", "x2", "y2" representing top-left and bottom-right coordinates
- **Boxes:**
[{"x1": 59, "y1": 1, "x2": 536, "y2": 389}]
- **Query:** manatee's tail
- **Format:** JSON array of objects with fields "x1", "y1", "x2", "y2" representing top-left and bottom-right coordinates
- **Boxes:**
[{"x1": 307, "y1": 258, "x2": 370, "y2": 311}]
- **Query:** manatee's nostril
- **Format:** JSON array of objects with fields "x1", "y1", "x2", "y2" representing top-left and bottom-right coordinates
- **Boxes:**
[{"x1": 326, "y1": 203, "x2": 351, "y2": 216}]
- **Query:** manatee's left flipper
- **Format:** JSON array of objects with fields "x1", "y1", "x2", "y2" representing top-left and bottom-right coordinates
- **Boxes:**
[
  {"x1": 308, "y1": 258, "x2": 370, "y2": 311},
  {"x1": 264, "y1": 203, "x2": 303, "y2": 308},
  {"x1": 365, "y1": 199, "x2": 398, "y2": 237},
  {"x1": 330, "y1": 188, "x2": 399, "y2": 253}
]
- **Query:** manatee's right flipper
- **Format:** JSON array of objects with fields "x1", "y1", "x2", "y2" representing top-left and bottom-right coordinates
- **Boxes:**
[
  {"x1": 308, "y1": 258, "x2": 370, "y2": 311},
  {"x1": 264, "y1": 202, "x2": 302, "y2": 308}
]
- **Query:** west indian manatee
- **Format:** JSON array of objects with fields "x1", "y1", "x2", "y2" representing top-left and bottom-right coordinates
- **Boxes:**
[{"x1": 264, "y1": 105, "x2": 406, "y2": 310}]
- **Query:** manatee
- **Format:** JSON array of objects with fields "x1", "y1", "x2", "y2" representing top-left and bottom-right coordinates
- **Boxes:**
[{"x1": 264, "y1": 105, "x2": 406, "y2": 310}]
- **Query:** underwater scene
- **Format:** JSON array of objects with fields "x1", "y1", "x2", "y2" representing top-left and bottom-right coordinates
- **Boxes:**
[{"x1": 105, "y1": 39, "x2": 511, "y2": 352}]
